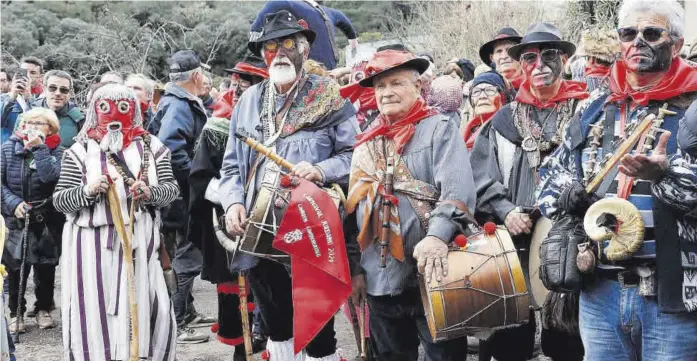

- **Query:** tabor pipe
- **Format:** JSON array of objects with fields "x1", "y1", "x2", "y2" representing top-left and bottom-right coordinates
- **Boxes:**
[
  {"x1": 235, "y1": 133, "x2": 294, "y2": 170},
  {"x1": 107, "y1": 185, "x2": 139, "y2": 361},
  {"x1": 378, "y1": 161, "x2": 395, "y2": 268}
]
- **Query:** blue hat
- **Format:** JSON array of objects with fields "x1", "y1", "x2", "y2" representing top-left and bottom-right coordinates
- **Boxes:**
[{"x1": 470, "y1": 71, "x2": 514, "y2": 104}]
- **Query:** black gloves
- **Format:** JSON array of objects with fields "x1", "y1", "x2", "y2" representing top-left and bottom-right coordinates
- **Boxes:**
[{"x1": 558, "y1": 181, "x2": 598, "y2": 217}]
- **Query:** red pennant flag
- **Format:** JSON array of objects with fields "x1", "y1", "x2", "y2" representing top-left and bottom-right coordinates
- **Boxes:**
[{"x1": 273, "y1": 179, "x2": 352, "y2": 354}]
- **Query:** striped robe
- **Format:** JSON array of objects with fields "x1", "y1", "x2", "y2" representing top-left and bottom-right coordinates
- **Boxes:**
[{"x1": 53, "y1": 136, "x2": 179, "y2": 361}]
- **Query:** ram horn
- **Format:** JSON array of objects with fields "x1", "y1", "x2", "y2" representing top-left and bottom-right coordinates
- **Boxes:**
[
  {"x1": 583, "y1": 198, "x2": 644, "y2": 261},
  {"x1": 212, "y1": 208, "x2": 239, "y2": 256}
]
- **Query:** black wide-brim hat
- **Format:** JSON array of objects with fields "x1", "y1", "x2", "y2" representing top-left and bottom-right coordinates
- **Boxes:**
[
  {"x1": 358, "y1": 50, "x2": 431, "y2": 88},
  {"x1": 248, "y1": 10, "x2": 316, "y2": 56},
  {"x1": 479, "y1": 27, "x2": 522, "y2": 65},
  {"x1": 507, "y1": 22, "x2": 576, "y2": 61}
]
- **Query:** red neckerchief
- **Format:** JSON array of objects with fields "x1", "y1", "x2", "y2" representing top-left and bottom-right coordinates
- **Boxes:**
[
  {"x1": 463, "y1": 112, "x2": 495, "y2": 150},
  {"x1": 516, "y1": 80, "x2": 589, "y2": 109},
  {"x1": 139, "y1": 100, "x2": 150, "y2": 118},
  {"x1": 14, "y1": 131, "x2": 61, "y2": 150},
  {"x1": 585, "y1": 63, "x2": 611, "y2": 78},
  {"x1": 212, "y1": 89, "x2": 237, "y2": 119},
  {"x1": 354, "y1": 98, "x2": 437, "y2": 154},
  {"x1": 31, "y1": 83, "x2": 43, "y2": 96},
  {"x1": 87, "y1": 126, "x2": 148, "y2": 149},
  {"x1": 339, "y1": 82, "x2": 378, "y2": 112},
  {"x1": 607, "y1": 57, "x2": 697, "y2": 106},
  {"x1": 509, "y1": 73, "x2": 524, "y2": 90}
]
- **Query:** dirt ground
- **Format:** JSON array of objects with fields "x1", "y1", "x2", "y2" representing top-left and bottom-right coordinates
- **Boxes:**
[{"x1": 9, "y1": 267, "x2": 551, "y2": 361}]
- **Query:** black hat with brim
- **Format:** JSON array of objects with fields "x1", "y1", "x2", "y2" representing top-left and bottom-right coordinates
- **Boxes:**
[
  {"x1": 359, "y1": 51, "x2": 431, "y2": 88},
  {"x1": 248, "y1": 10, "x2": 316, "y2": 56},
  {"x1": 478, "y1": 27, "x2": 522, "y2": 65},
  {"x1": 224, "y1": 55, "x2": 267, "y2": 75},
  {"x1": 507, "y1": 22, "x2": 576, "y2": 61}
]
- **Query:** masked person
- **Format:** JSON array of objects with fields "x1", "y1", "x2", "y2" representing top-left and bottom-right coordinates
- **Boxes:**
[
  {"x1": 1, "y1": 108, "x2": 64, "y2": 333},
  {"x1": 346, "y1": 49, "x2": 474, "y2": 361},
  {"x1": 537, "y1": 1, "x2": 697, "y2": 360},
  {"x1": 470, "y1": 23, "x2": 589, "y2": 361},
  {"x1": 220, "y1": 10, "x2": 357, "y2": 361},
  {"x1": 53, "y1": 84, "x2": 179, "y2": 361},
  {"x1": 462, "y1": 71, "x2": 511, "y2": 150},
  {"x1": 188, "y1": 56, "x2": 268, "y2": 360},
  {"x1": 339, "y1": 55, "x2": 379, "y2": 131},
  {"x1": 480, "y1": 27, "x2": 525, "y2": 91}
]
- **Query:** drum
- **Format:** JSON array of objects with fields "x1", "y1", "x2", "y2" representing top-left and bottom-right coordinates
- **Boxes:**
[
  {"x1": 240, "y1": 168, "x2": 344, "y2": 261},
  {"x1": 420, "y1": 226, "x2": 530, "y2": 342},
  {"x1": 529, "y1": 216, "x2": 553, "y2": 308}
]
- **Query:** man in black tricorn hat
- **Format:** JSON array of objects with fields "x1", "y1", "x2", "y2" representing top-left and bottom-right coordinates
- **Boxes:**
[
  {"x1": 479, "y1": 27, "x2": 524, "y2": 90},
  {"x1": 470, "y1": 22, "x2": 588, "y2": 361},
  {"x1": 220, "y1": 10, "x2": 358, "y2": 361}
]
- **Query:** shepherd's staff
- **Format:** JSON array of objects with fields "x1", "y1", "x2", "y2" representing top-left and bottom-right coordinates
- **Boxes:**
[
  {"x1": 12, "y1": 203, "x2": 31, "y2": 344},
  {"x1": 106, "y1": 184, "x2": 139, "y2": 361}
]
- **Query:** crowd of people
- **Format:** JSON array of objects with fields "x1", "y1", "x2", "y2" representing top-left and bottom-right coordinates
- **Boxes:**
[{"x1": 1, "y1": 0, "x2": 697, "y2": 360}]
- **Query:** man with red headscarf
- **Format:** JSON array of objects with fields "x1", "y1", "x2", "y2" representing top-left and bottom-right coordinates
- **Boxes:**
[
  {"x1": 537, "y1": 1, "x2": 697, "y2": 360},
  {"x1": 188, "y1": 55, "x2": 267, "y2": 360},
  {"x1": 346, "y1": 49, "x2": 474, "y2": 361},
  {"x1": 53, "y1": 83, "x2": 180, "y2": 361},
  {"x1": 470, "y1": 22, "x2": 589, "y2": 361}
]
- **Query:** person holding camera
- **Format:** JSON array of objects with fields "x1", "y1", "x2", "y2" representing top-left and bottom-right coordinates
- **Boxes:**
[
  {"x1": 1, "y1": 107, "x2": 64, "y2": 332},
  {"x1": 1, "y1": 70, "x2": 84, "y2": 147}
]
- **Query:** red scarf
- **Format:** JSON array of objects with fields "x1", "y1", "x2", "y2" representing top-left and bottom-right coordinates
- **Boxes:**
[
  {"x1": 340, "y1": 82, "x2": 377, "y2": 112},
  {"x1": 508, "y1": 73, "x2": 524, "y2": 90},
  {"x1": 463, "y1": 112, "x2": 495, "y2": 150},
  {"x1": 354, "y1": 98, "x2": 437, "y2": 154},
  {"x1": 212, "y1": 89, "x2": 237, "y2": 119},
  {"x1": 585, "y1": 63, "x2": 612, "y2": 78},
  {"x1": 31, "y1": 83, "x2": 43, "y2": 96},
  {"x1": 14, "y1": 131, "x2": 61, "y2": 150},
  {"x1": 516, "y1": 80, "x2": 589, "y2": 109},
  {"x1": 607, "y1": 57, "x2": 697, "y2": 106}
]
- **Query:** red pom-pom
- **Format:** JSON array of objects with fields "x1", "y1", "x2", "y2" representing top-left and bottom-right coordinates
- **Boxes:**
[
  {"x1": 261, "y1": 350, "x2": 271, "y2": 360},
  {"x1": 454, "y1": 234, "x2": 467, "y2": 248},
  {"x1": 210, "y1": 322, "x2": 219, "y2": 333},
  {"x1": 280, "y1": 175, "x2": 293, "y2": 188},
  {"x1": 483, "y1": 222, "x2": 497, "y2": 235},
  {"x1": 298, "y1": 19, "x2": 309, "y2": 29}
]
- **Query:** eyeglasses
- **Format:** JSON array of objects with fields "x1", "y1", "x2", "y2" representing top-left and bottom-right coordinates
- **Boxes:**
[
  {"x1": 47, "y1": 85, "x2": 70, "y2": 94},
  {"x1": 25, "y1": 121, "x2": 49, "y2": 127},
  {"x1": 263, "y1": 38, "x2": 296, "y2": 52},
  {"x1": 617, "y1": 26, "x2": 668, "y2": 43},
  {"x1": 471, "y1": 86, "x2": 499, "y2": 98},
  {"x1": 520, "y1": 49, "x2": 562, "y2": 65}
]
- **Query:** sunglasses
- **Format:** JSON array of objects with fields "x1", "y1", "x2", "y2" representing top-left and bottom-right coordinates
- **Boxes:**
[
  {"x1": 617, "y1": 26, "x2": 668, "y2": 43},
  {"x1": 471, "y1": 87, "x2": 499, "y2": 98},
  {"x1": 264, "y1": 38, "x2": 296, "y2": 52},
  {"x1": 48, "y1": 85, "x2": 70, "y2": 95},
  {"x1": 520, "y1": 49, "x2": 562, "y2": 65}
]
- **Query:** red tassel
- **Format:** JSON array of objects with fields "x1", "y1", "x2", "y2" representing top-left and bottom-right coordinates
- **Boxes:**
[
  {"x1": 210, "y1": 322, "x2": 219, "y2": 333},
  {"x1": 454, "y1": 234, "x2": 467, "y2": 248},
  {"x1": 217, "y1": 282, "x2": 239, "y2": 295},
  {"x1": 280, "y1": 175, "x2": 294, "y2": 188},
  {"x1": 261, "y1": 350, "x2": 271, "y2": 360},
  {"x1": 483, "y1": 222, "x2": 497, "y2": 235},
  {"x1": 217, "y1": 335, "x2": 244, "y2": 347}
]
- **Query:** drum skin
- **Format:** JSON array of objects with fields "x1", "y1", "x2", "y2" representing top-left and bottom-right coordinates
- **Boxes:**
[
  {"x1": 420, "y1": 226, "x2": 530, "y2": 342},
  {"x1": 529, "y1": 216, "x2": 553, "y2": 308}
]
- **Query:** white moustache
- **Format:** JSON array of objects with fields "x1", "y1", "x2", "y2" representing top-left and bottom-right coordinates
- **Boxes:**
[{"x1": 99, "y1": 130, "x2": 124, "y2": 153}]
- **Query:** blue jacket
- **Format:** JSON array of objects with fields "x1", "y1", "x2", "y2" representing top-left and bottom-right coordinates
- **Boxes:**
[
  {"x1": 152, "y1": 83, "x2": 207, "y2": 230},
  {"x1": 1, "y1": 97, "x2": 84, "y2": 147},
  {"x1": 1, "y1": 136, "x2": 64, "y2": 267},
  {"x1": 250, "y1": 1, "x2": 357, "y2": 70}
]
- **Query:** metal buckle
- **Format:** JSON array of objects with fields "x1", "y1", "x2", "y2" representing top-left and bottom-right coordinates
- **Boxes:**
[{"x1": 617, "y1": 271, "x2": 639, "y2": 288}]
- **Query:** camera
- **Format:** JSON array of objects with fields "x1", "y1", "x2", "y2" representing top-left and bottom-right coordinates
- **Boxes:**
[{"x1": 14, "y1": 68, "x2": 29, "y2": 90}]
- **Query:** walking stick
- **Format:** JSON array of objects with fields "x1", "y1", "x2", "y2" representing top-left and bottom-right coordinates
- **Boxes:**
[
  {"x1": 346, "y1": 298, "x2": 362, "y2": 358},
  {"x1": 107, "y1": 185, "x2": 139, "y2": 361},
  {"x1": 12, "y1": 204, "x2": 31, "y2": 344},
  {"x1": 238, "y1": 272, "x2": 254, "y2": 361}
]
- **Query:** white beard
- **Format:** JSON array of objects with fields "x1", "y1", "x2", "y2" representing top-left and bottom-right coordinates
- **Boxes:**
[
  {"x1": 99, "y1": 130, "x2": 124, "y2": 153},
  {"x1": 269, "y1": 63, "x2": 298, "y2": 86}
]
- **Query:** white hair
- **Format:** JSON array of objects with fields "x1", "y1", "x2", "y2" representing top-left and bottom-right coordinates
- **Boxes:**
[
  {"x1": 75, "y1": 83, "x2": 143, "y2": 145},
  {"x1": 618, "y1": 0, "x2": 685, "y2": 38},
  {"x1": 126, "y1": 73, "x2": 154, "y2": 98},
  {"x1": 169, "y1": 67, "x2": 201, "y2": 83}
]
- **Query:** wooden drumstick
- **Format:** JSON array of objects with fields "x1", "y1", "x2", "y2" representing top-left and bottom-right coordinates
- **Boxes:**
[{"x1": 235, "y1": 132, "x2": 294, "y2": 170}]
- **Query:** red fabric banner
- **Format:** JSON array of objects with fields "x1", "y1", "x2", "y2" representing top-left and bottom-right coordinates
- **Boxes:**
[{"x1": 272, "y1": 179, "x2": 352, "y2": 354}]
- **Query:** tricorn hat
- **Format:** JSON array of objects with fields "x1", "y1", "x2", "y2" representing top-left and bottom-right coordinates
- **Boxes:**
[
  {"x1": 359, "y1": 50, "x2": 430, "y2": 88},
  {"x1": 479, "y1": 27, "x2": 523, "y2": 65},
  {"x1": 507, "y1": 22, "x2": 576, "y2": 61},
  {"x1": 248, "y1": 10, "x2": 316, "y2": 56},
  {"x1": 224, "y1": 55, "x2": 269, "y2": 79}
]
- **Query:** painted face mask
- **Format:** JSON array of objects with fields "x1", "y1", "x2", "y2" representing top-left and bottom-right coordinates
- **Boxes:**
[{"x1": 87, "y1": 96, "x2": 145, "y2": 152}]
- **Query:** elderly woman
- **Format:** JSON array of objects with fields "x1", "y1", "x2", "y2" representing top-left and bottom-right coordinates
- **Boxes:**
[
  {"x1": 462, "y1": 71, "x2": 511, "y2": 149},
  {"x1": 1, "y1": 107, "x2": 64, "y2": 333}
]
